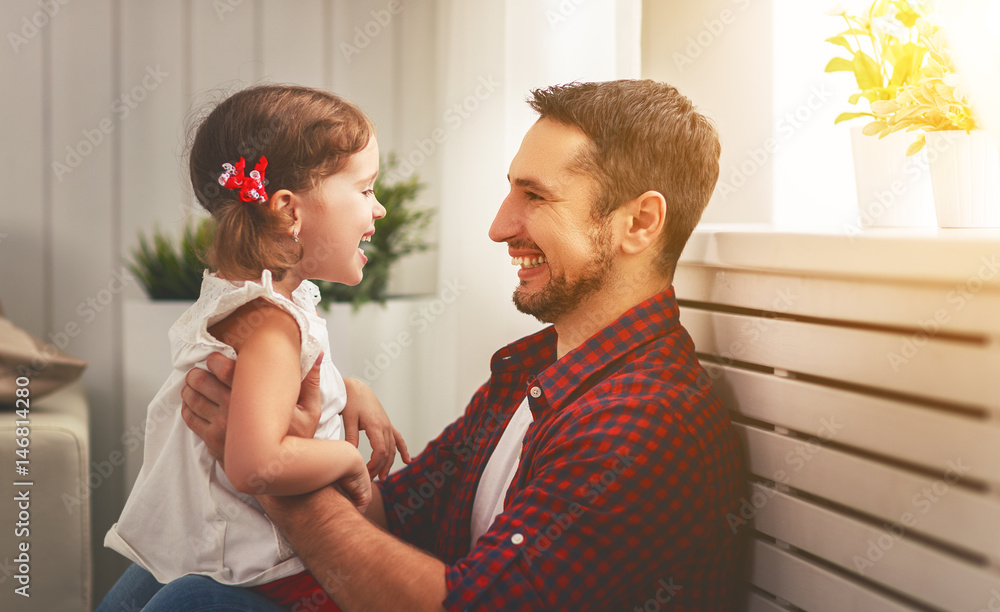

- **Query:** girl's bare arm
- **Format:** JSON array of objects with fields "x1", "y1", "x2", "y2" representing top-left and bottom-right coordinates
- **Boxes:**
[{"x1": 215, "y1": 300, "x2": 369, "y2": 500}]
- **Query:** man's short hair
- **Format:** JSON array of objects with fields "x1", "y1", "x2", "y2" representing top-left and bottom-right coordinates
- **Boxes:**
[{"x1": 527, "y1": 80, "x2": 721, "y2": 278}]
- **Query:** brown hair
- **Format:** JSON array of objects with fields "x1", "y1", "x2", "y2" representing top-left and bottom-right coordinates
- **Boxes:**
[
  {"x1": 189, "y1": 84, "x2": 374, "y2": 281},
  {"x1": 527, "y1": 80, "x2": 720, "y2": 278}
]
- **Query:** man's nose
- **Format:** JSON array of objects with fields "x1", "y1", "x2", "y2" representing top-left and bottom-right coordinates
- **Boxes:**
[{"x1": 488, "y1": 193, "x2": 519, "y2": 243}]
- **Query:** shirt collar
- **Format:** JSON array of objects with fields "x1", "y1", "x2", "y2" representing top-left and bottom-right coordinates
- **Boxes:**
[{"x1": 490, "y1": 287, "x2": 681, "y2": 411}]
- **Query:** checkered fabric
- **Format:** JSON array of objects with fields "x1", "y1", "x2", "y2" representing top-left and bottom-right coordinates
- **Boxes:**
[{"x1": 380, "y1": 287, "x2": 744, "y2": 611}]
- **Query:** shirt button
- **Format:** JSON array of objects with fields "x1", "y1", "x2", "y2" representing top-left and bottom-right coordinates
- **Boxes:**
[
  {"x1": 529, "y1": 386, "x2": 541, "y2": 398},
  {"x1": 511, "y1": 533, "x2": 525, "y2": 545}
]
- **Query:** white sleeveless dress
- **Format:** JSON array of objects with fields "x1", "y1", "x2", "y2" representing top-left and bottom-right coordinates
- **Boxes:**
[{"x1": 105, "y1": 270, "x2": 346, "y2": 586}]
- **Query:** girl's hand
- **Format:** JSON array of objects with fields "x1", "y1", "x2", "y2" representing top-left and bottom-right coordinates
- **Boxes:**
[
  {"x1": 335, "y1": 455, "x2": 374, "y2": 514},
  {"x1": 342, "y1": 377, "x2": 412, "y2": 481}
]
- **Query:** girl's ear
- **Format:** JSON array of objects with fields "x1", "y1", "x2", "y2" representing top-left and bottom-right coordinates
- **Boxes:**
[
  {"x1": 269, "y1": 188, "x2": 294, "y2": 213},
  {"x1": 269, "y1": 189, "x2": 300, "y2": 234}
]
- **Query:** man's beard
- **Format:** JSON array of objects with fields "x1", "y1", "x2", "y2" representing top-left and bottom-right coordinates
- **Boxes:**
[{"x1": 511, "y1": 221, "x2": 613, "y2": 323}]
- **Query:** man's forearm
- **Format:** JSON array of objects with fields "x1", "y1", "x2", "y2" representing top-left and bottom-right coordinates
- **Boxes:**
[{"x1": 260, "y1": 486, "x2": 447, "y2": 611}]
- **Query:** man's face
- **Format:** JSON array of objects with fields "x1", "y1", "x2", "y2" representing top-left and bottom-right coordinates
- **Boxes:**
[{"x1": 488, "y1": 118, "x2": 615, "y2": 323}]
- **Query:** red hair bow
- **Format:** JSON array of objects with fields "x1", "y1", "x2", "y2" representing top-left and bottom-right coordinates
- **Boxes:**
[{"x1": 218, "y1": 156, "x2": 269, "y2": 203}]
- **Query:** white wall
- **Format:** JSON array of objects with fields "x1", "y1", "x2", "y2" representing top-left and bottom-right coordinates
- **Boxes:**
[
  {"x1": 641, "y1": 0, "x2": 775, "y2": 224},
  {"x1": 770, "y1": 0, "x2": 857, "y2": 228}
]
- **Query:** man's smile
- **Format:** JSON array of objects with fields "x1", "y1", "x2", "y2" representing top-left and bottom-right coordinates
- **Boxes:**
[{"x1": 511, "y1": 255, "x2": 547, "y2": 269}]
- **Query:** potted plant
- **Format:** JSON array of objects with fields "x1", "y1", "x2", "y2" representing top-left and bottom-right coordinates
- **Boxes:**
[
  {"x1": 865, "y1": 18, "x2": 999, "y2": 227},
  {"x1": 825, "y1": 0, "x2": 936, "y2": 227},
  {"x1": 128, "y1": 217, "x2": 215, "y2": 300}
]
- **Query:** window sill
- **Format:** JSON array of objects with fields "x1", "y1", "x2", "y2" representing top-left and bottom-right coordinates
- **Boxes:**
[{"x1": 681, "y1": 224, "x2": 1000, "y2": 287}]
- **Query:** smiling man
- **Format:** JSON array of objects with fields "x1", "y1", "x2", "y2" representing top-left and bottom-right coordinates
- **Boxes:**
[{"x1": 172, "y1": 80, "x2": 744, "y2": 611}]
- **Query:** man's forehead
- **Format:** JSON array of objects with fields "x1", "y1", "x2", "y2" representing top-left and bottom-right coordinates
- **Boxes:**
[
  {"x1": 520, "y1": 118, "x2": 590, "y2": 155},
  {"x1": 509, "y1": 119, "x2": 594, "y2": 187}
]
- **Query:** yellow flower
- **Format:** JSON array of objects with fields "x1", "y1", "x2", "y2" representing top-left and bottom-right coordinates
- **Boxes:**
[
  {"x1": 825, "y1": 0, "x2": 933, "y2": 125},
  {"x1": 865, "y1": 18, "x2": 980, "y2": 154}
]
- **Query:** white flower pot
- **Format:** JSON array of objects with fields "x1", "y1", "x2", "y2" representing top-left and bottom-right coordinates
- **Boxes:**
[
  {"x1": 926, "y1": 130, "x2": 1000, "y2": 228},
  {"x1": 320, "y1": 299, "x2": 429, "y2": 457},
  {"x1": 122, "y1": 299, "x2": 194, "y2": 494},
  {"x1": 850, "y1": 126, "x2": 936, "y2": 228}
]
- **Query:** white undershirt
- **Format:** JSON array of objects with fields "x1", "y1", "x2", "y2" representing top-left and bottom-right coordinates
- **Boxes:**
[{"x1": 470, "y1": 397, "x2": 534, "y2": 547}]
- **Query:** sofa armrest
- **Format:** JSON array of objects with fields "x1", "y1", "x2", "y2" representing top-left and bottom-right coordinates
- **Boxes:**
[{"x1": 0, "y1": 382, "x2": 91, "y2": 611}]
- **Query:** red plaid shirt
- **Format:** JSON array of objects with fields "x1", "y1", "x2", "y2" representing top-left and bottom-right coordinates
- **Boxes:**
[{"x1": 379, "y1": 287, "x2": 743, "y2": 610}]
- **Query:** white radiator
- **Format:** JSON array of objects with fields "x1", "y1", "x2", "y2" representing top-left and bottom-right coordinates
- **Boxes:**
[{"x1": 676, "y1": 227, "x2": 1000, "y2": 612}]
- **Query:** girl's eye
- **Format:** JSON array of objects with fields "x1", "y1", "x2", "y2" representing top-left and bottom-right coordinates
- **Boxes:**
[{"x1": 363, "y1": 189, "x2": 375, "y2": 197}]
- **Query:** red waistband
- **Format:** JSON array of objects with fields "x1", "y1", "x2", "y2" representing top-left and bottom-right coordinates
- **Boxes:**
[{"x1": 251, "y1": 570, "x2": 343, "y2": 611}]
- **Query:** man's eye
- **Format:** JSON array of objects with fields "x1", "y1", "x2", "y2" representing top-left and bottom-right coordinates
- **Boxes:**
[{"x1": 525, "y1": 191, "x2": 542, "y2": 201}]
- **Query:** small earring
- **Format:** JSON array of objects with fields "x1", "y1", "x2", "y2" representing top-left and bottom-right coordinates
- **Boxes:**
[{"x1": 292, "y1": 228, "x2": 299, "y2": 243}]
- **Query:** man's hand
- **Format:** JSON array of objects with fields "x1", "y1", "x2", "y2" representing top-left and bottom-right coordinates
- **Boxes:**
[
  {"x1": 342, "y1": 377, "x2": 411, "y2": 481},
  {"x1": 181, "y1": 352, "x2": 324, "y2": 462},
  {"x1": 291, "y1": 354, "x2": 324, "y2": 438},
  {"x1": 180, "y1": 352, "x2": 235, "y2": 462}
]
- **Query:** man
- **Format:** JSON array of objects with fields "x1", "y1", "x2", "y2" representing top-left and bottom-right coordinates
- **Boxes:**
[{"x1": 181, "y1": 80, "x2": 743, "y2": 610}]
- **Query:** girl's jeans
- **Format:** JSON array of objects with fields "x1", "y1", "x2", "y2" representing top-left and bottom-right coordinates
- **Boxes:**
[{"x1": 95, "y1": 563, "x2": 289, "y2": 612}]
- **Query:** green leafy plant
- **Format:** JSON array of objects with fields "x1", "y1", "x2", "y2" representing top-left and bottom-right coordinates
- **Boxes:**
[
  {"x1": 825, "y1": 0, "x2": 934, "y2": 125},
  {"x1": 128, "y1": 217, "x2": 214, "y2": 300},
  {"x1": 315, "y1": 155, "x2": 433, "y2": 309},
  {"x1": 865, "y1": 18, "x2": 980, "y2": 154}
]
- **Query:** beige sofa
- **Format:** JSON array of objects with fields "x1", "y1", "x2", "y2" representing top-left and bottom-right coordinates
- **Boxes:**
[{"x1": 0, "y1": 383, "x2": 91, "y2": 611}]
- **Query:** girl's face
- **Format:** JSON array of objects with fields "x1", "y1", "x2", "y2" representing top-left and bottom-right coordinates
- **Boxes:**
[{"x1": 295, "y1": 137, "x2": 385, "y2": 286}]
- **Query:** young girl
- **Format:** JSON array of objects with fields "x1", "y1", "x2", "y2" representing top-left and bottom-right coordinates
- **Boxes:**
[{"x1": 98, "y1": 85, "x2": 408, "y2": 611}]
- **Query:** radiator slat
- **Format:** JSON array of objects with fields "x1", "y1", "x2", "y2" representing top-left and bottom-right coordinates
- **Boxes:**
[
  {"x1": 750, "y1": 539, "x2": 919, "y2": 612},
  {"x1": 751, "y1": 482, "x2": 1000, "y2": 611},
  {"x1": 680, "y1": 308, "x2": 1000, "y2": 410},
  {"x1": 708, "y1": 365, "x2": 1000, "y2": 485}
]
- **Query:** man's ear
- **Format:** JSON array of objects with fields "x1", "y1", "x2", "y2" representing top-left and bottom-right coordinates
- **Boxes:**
[
  {"x1": 269, "y1": 189, "x2": 300, "y2": 234},
  {"x1": 619, "y1": 190, "x2": 666, "y2": 255}
]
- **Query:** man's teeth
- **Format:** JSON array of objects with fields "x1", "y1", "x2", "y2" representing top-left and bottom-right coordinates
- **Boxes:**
[{"x1": 511, "y1": 255, "x2": 546, "y2": 269}]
